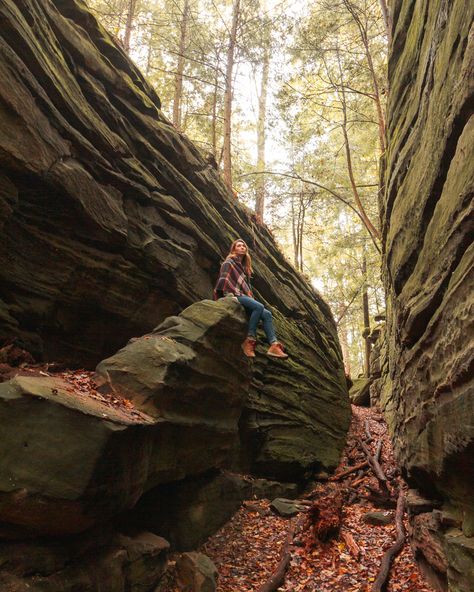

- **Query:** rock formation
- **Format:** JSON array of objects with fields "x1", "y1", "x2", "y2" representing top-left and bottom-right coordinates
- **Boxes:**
[
  {"x1": 0, "y1": 0, "x2": 350, "y2": 484},
  {"x1": 0, "y1": 1, "x2": 350, "y2": 589},
  {"x1": 0, "y1": 299, "x2": 249, "y2": 538},
  {"x1": 381, "y1": 1, "x2": 473, "y2": 589}
]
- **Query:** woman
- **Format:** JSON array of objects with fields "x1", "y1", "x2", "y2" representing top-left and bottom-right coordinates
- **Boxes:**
[{"x1": 214, "y1": 239, "x2": 288, "y2": 359}]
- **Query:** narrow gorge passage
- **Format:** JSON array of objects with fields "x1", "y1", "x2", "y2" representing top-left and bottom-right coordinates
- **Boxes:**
[{"x1": 161, "y1": 406, "x2": 437, "y2": 592}]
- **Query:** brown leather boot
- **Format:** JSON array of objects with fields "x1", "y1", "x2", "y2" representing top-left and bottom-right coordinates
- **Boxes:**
[
  {"x1": 266, "y1": 342, "x2": 288, "y2": 359},
  {"x1": 241, "y1": 337, "x2": 257, "y2": 358}
]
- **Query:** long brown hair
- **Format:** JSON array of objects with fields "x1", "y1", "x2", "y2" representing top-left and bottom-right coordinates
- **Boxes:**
[{"x1": 227, "y1": 238, "x2": 253, "y2": 276}]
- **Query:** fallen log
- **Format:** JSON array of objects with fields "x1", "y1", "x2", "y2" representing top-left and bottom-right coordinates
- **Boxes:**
[
  {"x1": 372, "y1": 490, "x2": 405, "y2": 592},
  {"x1": 375, "y1": 439, "x2": 383, "y2": 462},
  {"x1": 365, "y1": 419, "x2": 373, "y2": 443},
  {"x1": 329, "y1": 460, "x2": 368, "y2": 481},
  {"x1": 351, "y1": 475, "x2": 367, "y2": 487},
  {"x1": 257, "y1": 516, "x2": 301, "y2": 592}
]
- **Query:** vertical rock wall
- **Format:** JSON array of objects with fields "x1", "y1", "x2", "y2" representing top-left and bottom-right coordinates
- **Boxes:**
[{"x1": 381, "y1": 1, "x2": 473, "y2": 589}]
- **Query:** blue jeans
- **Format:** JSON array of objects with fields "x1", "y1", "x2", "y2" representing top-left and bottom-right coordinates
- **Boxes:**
[{"x1": 237, "y1": 296, "x2": 277, "y2": 344}]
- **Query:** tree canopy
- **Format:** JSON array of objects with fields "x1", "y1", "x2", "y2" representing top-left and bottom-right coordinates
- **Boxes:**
[{"x1": 87, "y1": 0, "x2": 388, "y2": 375}]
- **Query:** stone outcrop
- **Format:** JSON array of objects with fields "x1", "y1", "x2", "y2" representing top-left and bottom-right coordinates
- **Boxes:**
[
  {"x1": 0, "y1": 1, "x2": 351, "y2": 588},
  {"x1": 0, "y1": 530, "x2": 169, "y2": 592},
  {"x1": 175, "y1": 552, "x2": 218, "y2": 592},
  {"x1": 349, "y1": 377, "x2": 371, "y2": 406},
  {"x1": 381, "y1": 1, "x2": 473, "y2": 588},
  {"x1": 0, "y1": 299, "x2": 250, "y2": 538},
  {"x1": 128, "y1": 469, "x2": 299, "y2": 551},
  {"x1": 0, "y1": 0, "x2": 350, "y2": 483}
]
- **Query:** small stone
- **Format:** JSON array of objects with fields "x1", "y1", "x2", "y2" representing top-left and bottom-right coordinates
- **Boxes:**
[
  {"x1": 175, "y1": 552, "x2": 217, "y2": 592},
  {"x1": 270, "y1": 498, "x2": 308, "y2": 517},
  {"x1": 362, "y1": 511, "x2": 393, "y2": 526}
]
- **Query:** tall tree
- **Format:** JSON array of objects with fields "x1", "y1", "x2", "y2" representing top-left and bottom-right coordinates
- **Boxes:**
[
  {"x1": 172, "y1": 0, "x2": 191, "y2": 128},
  {"x1": 378, "y1": 0, "x2": 392, "y2": 44},
  {"x1": 123, "y1": 0, "x2": 138, "y2": 53},
  {"x1": 223, "y1": 0, "x2": 241, "y2": 190},
  {"x1": 255, "y1": 10, "x2": 271, "y2": 219},
  {"x1": 341, "y1": 0, "x2": 386, "y2": 153}
]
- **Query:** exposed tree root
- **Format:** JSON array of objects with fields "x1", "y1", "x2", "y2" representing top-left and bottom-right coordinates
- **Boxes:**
[
  {"x1": 256, "y1": 518, "x2": 299, "y2": 592},
  {"x1": 372, "y1": 490, "x2": 406, "y2": 592}
]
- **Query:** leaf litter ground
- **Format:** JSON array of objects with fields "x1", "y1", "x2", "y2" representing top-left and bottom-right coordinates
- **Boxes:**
[
  {"x1": 197, "y1": 406, "x2": 436, "y2": 592},
  {"x1": 0, "y1": 347, "x2": 437, "y2": 592}
]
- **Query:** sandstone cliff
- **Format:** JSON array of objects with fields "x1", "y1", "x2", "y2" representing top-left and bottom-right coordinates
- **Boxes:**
[
  {"x1": 381, "y1": 1, "x2": 473, "y2": 589},
  {"x1": 0, "y1": 4, "x2": 351, "y2": 588},
  {"x1": 0, "y1": 0, "x2": 350, "y2": 490}
]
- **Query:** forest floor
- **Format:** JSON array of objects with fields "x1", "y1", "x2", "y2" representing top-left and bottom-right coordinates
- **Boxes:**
[
  {"x1": 194, "y1": 406, "x2": 437, "y2": 592},
  {"x1": 0, "y1": 347, "x2": 436, "y2": 592}
]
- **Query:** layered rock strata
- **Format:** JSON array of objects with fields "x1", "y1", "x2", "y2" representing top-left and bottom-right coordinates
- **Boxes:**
[
  {"x1": 0, "y1": 0, "x2": 350, "y2": 482},
  {"x1": 0, "y1": 530, "x2": 169, "y2": 592},
  {"x1": 381, "y1": 1, "x2": 474, "y2": 589},
  {"x1": 0, "y1": 299, "x2": 250, "y2": 538}
]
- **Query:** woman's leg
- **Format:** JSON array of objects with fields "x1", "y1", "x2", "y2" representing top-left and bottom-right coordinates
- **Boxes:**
[
  {"x1": 237, "y1": 296, "x2": 264, "y2": 338},
  {"x1": 261, "y1": 308, "x2": 277, "y2": 344}
]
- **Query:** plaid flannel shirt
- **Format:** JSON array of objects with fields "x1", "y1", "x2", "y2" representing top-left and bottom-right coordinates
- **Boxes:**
[{"x1": 213, "y1": 257, "x2": 253, "y2": 300}]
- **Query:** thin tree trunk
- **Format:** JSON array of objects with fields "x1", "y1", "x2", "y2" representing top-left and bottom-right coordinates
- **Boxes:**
[
  {"x1": 338, "y1": 306, "x2": 351, "y2": 376},
  {"x1": 173, "y1": 0, "x2": 190, "y2": 129},
  {"x1": 335, "y1": 52, "x2": 381, "y2": 242},
  {"x1": 364, "y1": 42, "x2": 386, "y2": 154},
  {"x1": 298, "y1": 198, "x2": 305, "y2": 271},
  {"x1": 145, "y1": 26, "x2": 154, "y2": 76},
  {"x1": 211, "y1": 60, "x2": 219, "y2": 157},
  {"x1": 223, "y1": 0, "x2": 241, "y2": 189},
  {"x1": 255, "y1": 16, "x2": 270, "y2": 219},
  {"x1": 362, "y1": 253, "x2": 371, "y2": 377},
  {"x1": 123, "y1": 0, "x2": 138, "y2": 54},
  {"x1": 342, "y1": 0, "x2": 386, "y2": 153},
  {"x1": 378, "y1": 0, "x2": 392, "y2": 44},
  {"x1": 291, "y1": 195, "x2": 298, "y2": 268}
]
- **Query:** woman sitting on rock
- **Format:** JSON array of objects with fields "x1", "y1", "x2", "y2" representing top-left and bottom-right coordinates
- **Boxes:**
[{"x1": 214, "y1": 238, "x2": 288, "y2": 359}]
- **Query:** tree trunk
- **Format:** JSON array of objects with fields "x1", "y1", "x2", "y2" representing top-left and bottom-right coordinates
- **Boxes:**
[
  {"x1": 335, "y1": 52, "x2": 381, "y2": 242},
  {"x1": 338, "y1": 306, "x2": 351, "y2": 376},
  {"x1": 378, "y1": 0, "x2": 392, "y2": 44},
  {"x1": 342, "y1": 0, "x2": 386, "y2": 154},
  {"x1": 298, "y1": 198, "x2": 305, "y2": 271},
  {"x1": 255, "y1": 19, "x2": 270, "y2": 219},
  {"x1": 291, "y1": 195, "x2": 298, "y2": 268},
  {"x1": 172, "y1": 0, "x2": 190, "y2": 129},
  {"x1": 211, "y1": 60, "x2": 219, "y2": 157},
  {"x1": 362, "y1": 253, "x2": 371, "y2": 377},
  {"x1": 360, "y1": 31, "x2": 386, "y2": 154},
  {"x1": 122, "y1": 0, "x2": 138, "y2": 54},
  {"x1": 223, "y1": 0, "x2": 241, "y2": 190}
]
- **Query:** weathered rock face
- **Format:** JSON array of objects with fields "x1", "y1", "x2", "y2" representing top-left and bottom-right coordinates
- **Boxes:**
[
  {"x1": 0, "y1": 529, "x2": 169, "y2": 592},
  {"x1": 0, "y1": 0, "x2": 349, "y2": 481},
  {"x1": 0, "y1": 299, "x2": 250, "y2": 538},
  {"x1": 128, "y1": 469, "x2": 299, "y2": 551},
  {"x1": 381, "y1": 1, "x2": 473, "y2": 588}
]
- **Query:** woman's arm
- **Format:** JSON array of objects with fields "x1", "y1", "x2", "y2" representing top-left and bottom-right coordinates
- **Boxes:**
[{"x1": 213, "y1": 260, "x2": 233, "y2": 299}]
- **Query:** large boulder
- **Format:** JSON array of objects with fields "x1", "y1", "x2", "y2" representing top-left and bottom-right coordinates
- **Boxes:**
[
  {"x1": 0, "y1": 530, "x2": 169, "y2": 592},
  {"x1": 381, "y1": 0, "x2": 474, "y2": 588},
  {"x1": 127, "y1": 469, "x2": 299, "y2": 551},
  {"x1": 0, "y1": 299, "x2": 250, "y2": 537},
  {"x1": 0, "y1": 0, "x2": 349, "y2": 481}
]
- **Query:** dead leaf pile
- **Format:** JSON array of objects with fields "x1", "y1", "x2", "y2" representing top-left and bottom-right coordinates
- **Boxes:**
[{"x1": 196, "y1": 406, "x2": 436, "y2": 592}]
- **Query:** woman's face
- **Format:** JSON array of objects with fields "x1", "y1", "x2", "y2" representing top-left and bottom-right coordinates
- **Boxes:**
[{"x1": 233, "y1": 241, "x2": 247, "y2": 256}]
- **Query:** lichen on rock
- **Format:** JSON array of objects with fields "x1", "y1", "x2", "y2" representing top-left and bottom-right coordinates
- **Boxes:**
[{"x1": 381, "y1": 0, "x2": 474, "y2": 588}]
